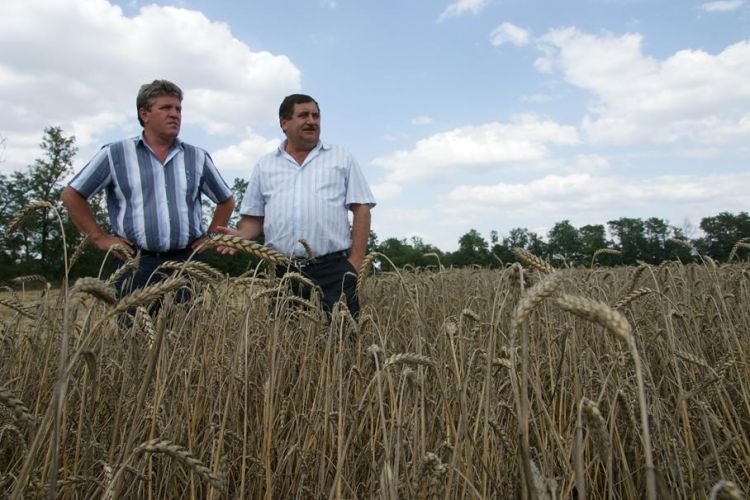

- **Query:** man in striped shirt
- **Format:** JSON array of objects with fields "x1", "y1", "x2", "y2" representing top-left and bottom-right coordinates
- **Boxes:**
[
  {"x1": 61, "y1": 79, "x2": 235, "y2": 299},
  {"x1": 219, "y1": 94, "x2": 375, "y2": 317}
]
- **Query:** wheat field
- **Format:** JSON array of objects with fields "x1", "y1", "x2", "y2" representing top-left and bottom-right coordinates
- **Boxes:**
[{"x1": 1, "y1": 250, "x2": 749, "y2": 499}]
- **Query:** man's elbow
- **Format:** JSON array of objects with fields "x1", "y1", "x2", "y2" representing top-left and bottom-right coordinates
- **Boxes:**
[
  {"x1": 219, "y1": 195, "x2": 236, "y2": 210},
  {"x1": 61, "y1": 186, "x2": 80, "y2": 208}
]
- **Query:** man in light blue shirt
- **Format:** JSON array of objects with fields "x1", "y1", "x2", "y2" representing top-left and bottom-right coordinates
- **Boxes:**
[
  {"x1": 220, "y1": 94, "x2": 375, "y2": 316},
  {"x1": 62, "y1": 79, "x2": 235, "y2": 300}
]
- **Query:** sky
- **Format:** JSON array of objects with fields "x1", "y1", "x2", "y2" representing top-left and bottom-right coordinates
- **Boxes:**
[{"x1": 1, "y1": 0, "x2": 749, "y2": 251}]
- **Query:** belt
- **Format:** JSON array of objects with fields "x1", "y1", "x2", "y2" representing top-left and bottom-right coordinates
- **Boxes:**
[
  {"x1": 137, "y1": 247, "x2": 193, "y2": 258},
  {"x1": 291, "y1": 250, "x2": 348, "y2": 267}
]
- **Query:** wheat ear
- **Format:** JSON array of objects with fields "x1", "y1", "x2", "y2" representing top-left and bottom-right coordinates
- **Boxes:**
[
  {"x1": 6, "y1": 201, "x2": 55, "y2": 233},
  {"x1": 68, "y1": 235, "x2": 90, "y2": 269},
  {"x1": 298, "y1": 238, "x2": 315, "y2": 260},
  {"x1": 11, "y1": 275, "x2": 48, "y2": 285},
  {"x1": 727, "y1": 239, "x2": 750, "y2": 262},
  {"x1": 613, "y1": 287, "x2": 656, "y2": 309},
  {"x1": 513, "y1": 247, "x2": 554, "y2": 274},
  {"x1": 157, "y1": 260, "x2": 224, "y2": 282},
  {"x1": 581, "y1": 397, "x2": 611, "y2": 463},
  {"x1": 555, "y1": 294, "x2": 655, "y2": 500},
  {"x1": 0, "y1": 297, "x2": 36, "y2": 319},
  {"x1": 0, "y1": 388, "x2": 36, "y2": 428},
  {"x1": 512, "y1": 272, "x2": 562, "y2": 327},
  {"x1": 709, "y1": 480, "x2": 744, "y2": 500},
  {"x1": 70, "y1": 277, "x2": 117, "y2": 305},
  {"x1": 356, "y1": 252, "x2": 377, "y2": 295},
  {"x1": 134, "y1": 438, "x2": 221, "y2": 487},
  {"x1": 591, "y1": 248, "x2": 621, "y2": 267},
  {"x1": 383, "y1": 353, "x2": 434, "y2": 369},
  {"x1": 113, "y1": 276, "x2": 187, "y2": 314},
  {"x1": 555, "y1": 294, "x2": 632, "y2": 341},
  {"x1": 207, "y1": 235, "x2": 290, "y2": 264}
]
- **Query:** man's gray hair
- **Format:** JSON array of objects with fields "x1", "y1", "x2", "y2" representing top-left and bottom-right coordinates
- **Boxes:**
[{"x1": 136, "y1": 80, "x2": 183, "y2": 126}]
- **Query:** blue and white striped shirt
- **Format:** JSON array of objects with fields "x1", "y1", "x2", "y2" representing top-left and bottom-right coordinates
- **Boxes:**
[
  {"x1": 239, "y1": 141, "x2": 376, "y2": 258},
  {"x1": 68, "y1": 135, "x2": 233, "y2": 252}
]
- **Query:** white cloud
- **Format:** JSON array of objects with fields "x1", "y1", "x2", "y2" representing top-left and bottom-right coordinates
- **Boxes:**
[
  {"x1": 410, "y1": 116, "x2": 434, "y2": 125},
  {"x1": 373, "y1": 114, "x2": 579, "y2": 184},
  {"x1": 700, "y1": 0, "x2": 745, "y2": 12},
  {"x1": 0, "y1": 0, "x2": 300, "y2": 169},
  {"x1": 521, "y1": 93, "x2": 554, "y2": 103},
  {"x1": 437, "y1": 0, "x2": 489, "y2": 22},
  {"x1": 534, "y1": 28, "x2": 750, "y2": 146},
  {"x1": 490, "y1": 22, "x2": 531, "y2": 47},
  {"x1": 371, "y1": 182, "x2": 403, "y2": 200},
  {"x1": 211, "y1": 129, "x2": 278, "y2": 181},
  {"x1": 442, "y1": 171, "x2": 750, "y2": 220}
]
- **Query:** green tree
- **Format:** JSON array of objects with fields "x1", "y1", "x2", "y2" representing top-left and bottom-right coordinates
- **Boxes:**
[
  {"x1": 608, "y1": 217, "x2": 647, "y2": 264},
  {"x1": 696, "y1": 211, "x2": 750, "y2": 261},
  {"x1": 547, "y1": 220, "x2": 582, "y2": 264},
  {"x1": 3, "y1": 127, "x2": 78, "y2": 277},
  {"x1": 643, "y1": 217, "x2": 671, "y2": 264},
  {"x1": 449, "y1": 229, "x2": 490, "y2": 267},
  {"x1": 579, "y1": 224, "x2": 613, "y2": 261}
]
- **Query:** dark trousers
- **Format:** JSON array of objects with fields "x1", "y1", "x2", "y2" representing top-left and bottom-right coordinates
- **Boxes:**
[
  {"x1": 276, "y1": 251, "x2": 360, "y2": 318},
  {"x1": 114, "y1": 249, "x2": 195, "y2": 319}
]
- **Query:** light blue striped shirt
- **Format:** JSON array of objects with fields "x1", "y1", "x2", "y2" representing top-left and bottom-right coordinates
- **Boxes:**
[
  {"x1": 68, "y1": 135, "x2": 233, "y2": 252},
  {"x1": 239, "y1": 141, "x2": 376, "y2": 258}
]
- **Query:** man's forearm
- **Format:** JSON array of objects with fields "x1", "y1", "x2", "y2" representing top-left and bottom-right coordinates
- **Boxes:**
[
  {"x1": 349, "y1": 204, "x2": 371, "y2": 265},
  {"x1": 61, "y1": 186, "x2": 106, "y2": 240},
  {"x1": 208, "y1": 196, "x2": 235, "y2": 231},
  {"x1": 237, "y1": 215, "x2": 264, "y2": 240}
]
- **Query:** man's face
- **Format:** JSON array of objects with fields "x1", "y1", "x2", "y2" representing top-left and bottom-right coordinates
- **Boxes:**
[
  {"x1": 140, "y1": 94, "x2": 182, "y2": 141},
  {"x1": 281, "y1": 101, "x2": 320, "y2": 150}
]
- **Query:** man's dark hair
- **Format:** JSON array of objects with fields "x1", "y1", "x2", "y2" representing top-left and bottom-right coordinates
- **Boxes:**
[
  {"x1": 279, "y1": 94, "x2": 319, "y2": 120},
  {"x1": 136, "y1": 79, "x2": 183, "y2": 126}
]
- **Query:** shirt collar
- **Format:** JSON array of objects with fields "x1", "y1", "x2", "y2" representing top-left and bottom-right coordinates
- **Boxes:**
[
  {"x1": 136, "y1": 134, "x2": 183, "y2": 152},
  {"x1": 276, "y1": 139, "x2": 329, "y2": 156}
]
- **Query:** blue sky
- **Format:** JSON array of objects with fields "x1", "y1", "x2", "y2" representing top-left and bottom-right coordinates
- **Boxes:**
[{"x1": 1, "y1": 0, "x2": 748, "y2": 250}]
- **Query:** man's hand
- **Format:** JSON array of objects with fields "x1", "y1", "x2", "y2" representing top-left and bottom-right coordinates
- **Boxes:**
[
  {"x1": 213, "y1": 226, "x2": 241, "y2": 255},
  {"x1": 91, "y1": 233, "x2": 134, "y2": 260},
  {"x1": 191, "y1": 235, "x2": 210, "y2": 254},
  {"x1": 347, "y1": 255, "x2": 363, "y2": 274}
]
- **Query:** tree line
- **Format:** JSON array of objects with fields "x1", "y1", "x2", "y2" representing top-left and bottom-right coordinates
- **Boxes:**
[{"x1": 1, "y1": 128, "x2": 748, "y2": 283}]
